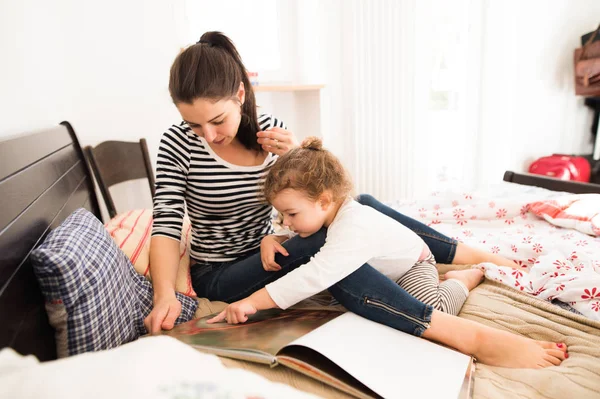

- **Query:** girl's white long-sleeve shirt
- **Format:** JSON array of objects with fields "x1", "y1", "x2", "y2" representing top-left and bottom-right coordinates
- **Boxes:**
[{"x1": 265, "y1": 198, "x2": 427, "y2": 309}]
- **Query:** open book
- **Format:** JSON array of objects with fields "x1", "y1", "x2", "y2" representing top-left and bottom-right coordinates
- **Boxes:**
[{"x1": 163, "y1": 309, "x2": 474, "y2": 399}]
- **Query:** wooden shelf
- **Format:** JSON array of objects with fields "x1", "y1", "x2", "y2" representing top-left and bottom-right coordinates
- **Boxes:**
[{"x1": 253, "y1": 84, "x2": 325, "y2": 92}]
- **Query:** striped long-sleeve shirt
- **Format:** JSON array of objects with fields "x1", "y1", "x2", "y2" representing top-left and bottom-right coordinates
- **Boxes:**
[{"x1": 151, "y1": 114, "x2": 286, "y2": 263}]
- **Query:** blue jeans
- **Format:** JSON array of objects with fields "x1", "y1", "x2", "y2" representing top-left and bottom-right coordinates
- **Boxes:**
[
  {"x1": 355, "y1": 194, "x2": 458, "y2": 264},
  {"x1": 191, "y1": 231, "x2": 326, "y2": 304},
  {"x1": 191, "y1": 194, "x2": 456, "y2": 336}
]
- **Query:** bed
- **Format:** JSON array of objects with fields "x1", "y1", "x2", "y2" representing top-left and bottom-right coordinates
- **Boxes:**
[
  {"x1": 1, "y1": 124, "x2": 599, "y2": 399},
  {"x1": 0, "y1": 122, "x2": 101, "y2": 361}
]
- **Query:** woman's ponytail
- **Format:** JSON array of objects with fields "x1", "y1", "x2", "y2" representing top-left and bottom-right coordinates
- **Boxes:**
[{"x1": 169, "y1": 32, "x2": 260, "y2": 151}]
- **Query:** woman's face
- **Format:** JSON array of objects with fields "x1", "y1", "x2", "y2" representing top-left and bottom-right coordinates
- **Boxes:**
[{"x1": 177, "y1": 85, "x2": 244, "y2": 146}]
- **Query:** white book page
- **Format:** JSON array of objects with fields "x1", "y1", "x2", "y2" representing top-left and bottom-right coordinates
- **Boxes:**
[{"x1": 289, "y1": 313, "x2": 471, "y2": 399}]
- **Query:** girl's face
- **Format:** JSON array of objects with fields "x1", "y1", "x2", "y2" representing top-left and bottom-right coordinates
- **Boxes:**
[
  {"x1": 271, "y1": 189, "x2": 330, "y2": 238},
  {"x1": 177, "y1": 84, "x2": 245, "y2": 146}
]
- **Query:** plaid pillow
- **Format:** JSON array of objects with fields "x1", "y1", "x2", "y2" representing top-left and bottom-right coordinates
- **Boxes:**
[{"x1": 31, "y1": 208, "x2": 198, "y2": 357}]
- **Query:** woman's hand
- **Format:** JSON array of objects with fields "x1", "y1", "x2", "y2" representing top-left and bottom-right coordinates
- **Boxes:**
[
  {"x1": 143, "y1": 294, "x2": 182, "y2": 334},
  {"x1": 257, "y1": 127, "x2": 298, "y2": 156},
  {"x1": 260, "y1": 235, "x2": 289, "y2": 272},
  {"x1": 207, "y1": 299, "x2": 258, "y2": 324}
]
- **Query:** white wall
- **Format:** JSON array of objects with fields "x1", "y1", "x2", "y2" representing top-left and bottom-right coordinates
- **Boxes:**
[
  {"x1": 1, "y1": 0, "x2": 599, "y2": 208},
  {"x1": 305, "y1": 0, "x2": 600, "y2": 198},
  {"x1": 0, "y1": 0, "x2": 183, "y2": 146},
  {"x1": 0, "y1": 0, "x2": 304, "y2": 217},
  {"x1": 1, "y1": 0, "x2": 189, "y2": 217},
  {"x1": 474, "y1": 0, "x2": 599, "y2": 190}
]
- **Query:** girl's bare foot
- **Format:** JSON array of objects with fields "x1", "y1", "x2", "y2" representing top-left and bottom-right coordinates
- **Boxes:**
[
  {"x1": 473, "y1": 327, "x2": 568, "y2": 368},
  {"x1": 445, "y1": 269, "x2": 484, "y2": 291},
  {"x1": 422, "y1": 310, "x2": 568, "y2": 369}
]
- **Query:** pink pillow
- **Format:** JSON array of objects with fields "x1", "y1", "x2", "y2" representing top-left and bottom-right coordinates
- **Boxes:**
[
  {"x1": 105, "y1": 209, "x2": 197, "y2": 296},
  {"x1": 528, "y1": 194, "x2": 600, "y2": 236}
]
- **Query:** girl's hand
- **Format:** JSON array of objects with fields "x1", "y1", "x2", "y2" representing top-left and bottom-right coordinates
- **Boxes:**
[
  {"x1": 260, "y1": 235, "x2": 289, "y2": 272},
  {"x1": 207, "y1": 299, "x2": 257, "y2": 324},
  {"x1": 257, "y1": 127, "x2": 298, "y2": 156}
]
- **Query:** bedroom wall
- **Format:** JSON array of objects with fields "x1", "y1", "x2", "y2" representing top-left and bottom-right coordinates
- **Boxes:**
[
  {"x1": 0, "y1": 0, "x2": 299, "y2": 219},
  {"x1": 474, "y1": 0, "x2": 600, "y2": 191},
  {"x1": 0, "y1": 0, "x2": 186, "y2": 216},
  {"x1": 1, "y1": 0, "x2": 599, "y2": 211},
  {"x1": 0, "y1": 0, "x2": 182, "y2": 144},
  {"x1": 300, "y1": 0, "x2": 600, "y2": 198},
  {"x1": 0, "y1": 0, "x2": 323, "y2": 219}
]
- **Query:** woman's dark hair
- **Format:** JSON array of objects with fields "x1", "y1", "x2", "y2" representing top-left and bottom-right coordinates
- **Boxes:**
[{"x1": 169, "y1": 31, "x2": 260, "y2": 151}]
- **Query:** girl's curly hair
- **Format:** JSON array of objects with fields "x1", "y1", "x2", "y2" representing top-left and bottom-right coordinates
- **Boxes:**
[{"x1": 263, "y1": 136, "x2": 353, "y2": 203}]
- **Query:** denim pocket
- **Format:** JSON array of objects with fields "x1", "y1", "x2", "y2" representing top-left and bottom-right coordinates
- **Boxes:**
[{"x1": 190, "y1": 262, "x2": 215, "y2": 282}]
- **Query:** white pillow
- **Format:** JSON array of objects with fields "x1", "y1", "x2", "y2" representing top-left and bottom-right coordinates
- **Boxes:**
[
  {"x1": 528, "y1": 194, "x2": 600, "y2": 236},
  {"x1": 0, "y1": 336, "x2": 317, "y2": 399}
]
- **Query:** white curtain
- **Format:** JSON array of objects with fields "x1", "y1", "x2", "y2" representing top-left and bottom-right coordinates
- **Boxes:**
[
  {"x1": 341, "y1": 0, "x2": 417, "y2": 201},
  {"x1": 340, "y1": 0, "x2": 480, "y2": 201},
  {"x1": 338, "y1": 0, "x2": 599, "y2": 201}
]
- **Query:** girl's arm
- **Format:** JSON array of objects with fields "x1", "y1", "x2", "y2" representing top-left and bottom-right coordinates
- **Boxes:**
[
  {"x1": 209, "y1": 213, "x2": 378, "y2": 325},
  {"x1": 265, "y1": 220, "x2": 376, "y2": 310}
]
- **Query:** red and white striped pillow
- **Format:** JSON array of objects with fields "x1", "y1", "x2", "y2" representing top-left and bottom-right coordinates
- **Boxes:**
[
  {"x1": 105, "y1": 209, "x2": 197, "y2": 297},
  {"x1": 527, "y1": 194, "x2": 600, "y2": 236}
]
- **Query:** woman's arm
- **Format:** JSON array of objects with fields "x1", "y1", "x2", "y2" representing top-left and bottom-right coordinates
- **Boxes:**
[
  {"x1": 256, "y1": 114, "x2": 296, "y2": 155},
  {"x1": 144, "y1": 127, "x2": 190, "y2": 333},
  {"x1": 143, "y1": 236, "x2": 183, "y2": 334},
  {"x1": 149, "y1": 236, "x2": 180, "y2": 299}
]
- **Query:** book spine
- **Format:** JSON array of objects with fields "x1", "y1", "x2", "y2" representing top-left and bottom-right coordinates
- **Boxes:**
[{"x1": 193, "y1": 345, "x2": 276, "y2": 366}]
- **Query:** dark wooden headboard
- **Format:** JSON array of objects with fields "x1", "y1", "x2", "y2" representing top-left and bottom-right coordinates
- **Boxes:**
[
  {"x1": 0, "y1": 121, "x2": 100, "y2": 361},
  {"x1": 503, "y1": 171, "x2": 600, "y2": 194}
]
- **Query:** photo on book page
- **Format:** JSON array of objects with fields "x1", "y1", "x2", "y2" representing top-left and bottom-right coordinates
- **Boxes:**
[{"x1": 163, "y1": 308, "x2": 343, "y2": 363}]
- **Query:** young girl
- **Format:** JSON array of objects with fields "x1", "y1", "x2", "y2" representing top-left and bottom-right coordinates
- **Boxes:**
[
  {"x1": 208, "y1": 137, "x2": 568, "y2": 369},
  {"x1": 264, "y1": 136, "x2": 484, "y2": 317}
]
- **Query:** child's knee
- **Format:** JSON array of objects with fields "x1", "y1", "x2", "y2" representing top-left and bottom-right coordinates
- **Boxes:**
[{"x1": 356, "y1": 193, "x2": 376, "y2": 206}]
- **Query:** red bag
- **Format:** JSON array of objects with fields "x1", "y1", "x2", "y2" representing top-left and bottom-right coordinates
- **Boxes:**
[{"x1": 528, "y1": 155, "x2": 591, "y2": 182}]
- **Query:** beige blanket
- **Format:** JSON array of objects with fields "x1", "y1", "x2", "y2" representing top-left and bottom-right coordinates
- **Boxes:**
[
  {"x1": 195, "y1": 270, "x2": 600, "y2": 399},
  {"x1": 461, "y1": 281, "x2": 600, "y2": 399}
]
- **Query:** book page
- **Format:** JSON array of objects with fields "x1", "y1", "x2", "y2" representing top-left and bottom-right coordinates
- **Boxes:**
[
  {"x1": 288, "y1": 313, "x2": 471, "y2": 399},
  {"x1": 277, "y1": 347, "x2": 378, "y2": 399},
  {"x1": 162, "y1": 308, "x2": 342, "y2": 365}
]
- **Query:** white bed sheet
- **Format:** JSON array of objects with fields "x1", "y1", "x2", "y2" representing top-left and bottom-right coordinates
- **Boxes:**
[{"x1": 390, "y1": 182, "x2": 600, "y2": 320}]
